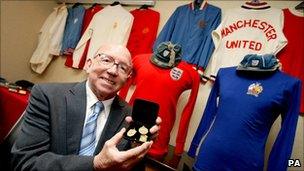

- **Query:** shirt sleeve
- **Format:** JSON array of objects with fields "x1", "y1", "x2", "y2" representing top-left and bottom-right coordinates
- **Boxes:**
[
  {"x1": 174, "y1": 69, "x2": 200, "y2": 155},
  {"x1": 267, "y1": 80, "x2": 301, "y2": 171},
  {"x1": 205, "y1": 10, "x2": 227, "y2": 81},
  {"x1": 49, "y1": 8, "x2": 68, "y2": 56},
  {"x1": 30, "y1": 10, "x2": 57, "y2": 74},
  {"x1": 153, "y1": 8, "x2": 179, "y2": 51},
  {"x1": 187, "y1": 70, "x2": 220, "y2": 157},
  {"x1": 39, "y1": 11, "x2": 55, "y2": 36},
  {"x1": 273, "y1": 9, "x2": 287, "y2": 55}
]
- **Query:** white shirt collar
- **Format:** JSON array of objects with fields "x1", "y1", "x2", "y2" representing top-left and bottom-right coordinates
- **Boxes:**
[
  {"x1": 86, "y1": 81, "x2": 115, "y2": 116},
  {"x1": 85, "y1": 81, "x2": 115, "y2": 147}
]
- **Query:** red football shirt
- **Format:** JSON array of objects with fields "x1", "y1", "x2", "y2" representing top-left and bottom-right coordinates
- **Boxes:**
[
  {"x1": 119, "y1": 54, "x2": 200, "y2": 157},
  {"x1": 126, "y1": 8, "x2": 160, "y2": 58},
  {"x1": 278, "y1": 8, "x2": 304, "y2": 113}
]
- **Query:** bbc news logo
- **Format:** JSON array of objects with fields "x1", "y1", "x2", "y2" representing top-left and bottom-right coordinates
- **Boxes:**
[{"x1": 288, "y1": 159, "x2": 302, "y2": 167}]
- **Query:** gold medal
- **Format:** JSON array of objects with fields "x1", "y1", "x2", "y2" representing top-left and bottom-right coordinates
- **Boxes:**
[
  {"x1": 138, "y1": 125, "x2": 148, "y2": 135},
  {"x1": 127, "y1": 128, "x2": 137, "y2": 137},
  {"x1": 139, "y1": 135, "x2": 148, "y2": 143}
]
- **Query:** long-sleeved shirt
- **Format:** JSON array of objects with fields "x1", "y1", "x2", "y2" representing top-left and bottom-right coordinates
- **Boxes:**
[
  {"x1": 206, "y1": 8, "x2": 287, "y2": 80},
  {"x1": 154, "y1": 2, "x2": 221, "y2": 70},
  {"x1": 30, "y1": 5, "x2": 68, "y2": 74},
  {"x1": 72, "y1": 4, "x2": 133, "y2": 69},
  {"x1": 61, "y1": 5, "x2": 85, "y2": 55},
  {"x1": 188, "y1": 67, "x2": 301, "y2": 171},
  {"x1": 126, "y1": 8, "x2": 160, "y2": 58},
  {"x1": 119, "y1": 54, "x2": 200, "y2": 157},
  {"x1": 65, "y1": 4, "x2": 103, "y2": 69},
  {"x1": 277, "y1": 8, "x2": 304, "y2": 113}
]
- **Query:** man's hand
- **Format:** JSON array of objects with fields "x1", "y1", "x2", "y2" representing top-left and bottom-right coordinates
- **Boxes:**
[{"x1": 93, "y1": 128, "x2": 153, "y2": 170}]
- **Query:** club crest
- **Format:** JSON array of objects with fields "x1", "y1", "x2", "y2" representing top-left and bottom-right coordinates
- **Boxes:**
[
  {"x1": 251, "y1": 59, "x2": 260, "y2": 66},
  {"x1": 198, "y1": 19, "x2": 206, "y2": 29},
  {"x1": 142, "y1": 27, "x2": 150, "y2": 34},
  {"x1": 170, "y1": 67, "x2": 183, "y2": 80},
  {"x1": 247, "y1": 82, "x2": 263, "y2": 97},
  {"x1": 163, "y1": 49, "x2": 170, "y2": 57}
]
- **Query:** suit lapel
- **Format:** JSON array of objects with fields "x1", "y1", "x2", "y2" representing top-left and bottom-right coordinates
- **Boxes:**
[
  {"x1": 66, "y1": 81, "x2": 87, "y2": 154},
  {"x1": 94, "y1": 96, "x2": 128, "y2": 154}
]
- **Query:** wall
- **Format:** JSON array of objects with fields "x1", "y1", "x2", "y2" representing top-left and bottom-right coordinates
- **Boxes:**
[
  {"x1": 0, "y1": 0, "x2": 87, "y2": 83},
  {"x1": 1, "y1": 1, "x2": 303, "y2": 170}
]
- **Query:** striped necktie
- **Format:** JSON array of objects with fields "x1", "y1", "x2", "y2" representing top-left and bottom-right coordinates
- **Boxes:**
[{"x1": 79, "y1": 101, "x2": 104, "y2": 156}]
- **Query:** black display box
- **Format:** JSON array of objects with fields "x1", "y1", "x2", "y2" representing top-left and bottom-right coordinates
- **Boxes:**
[{"x1": 124, "y1": 99, "x2": 159, "y2": 143}]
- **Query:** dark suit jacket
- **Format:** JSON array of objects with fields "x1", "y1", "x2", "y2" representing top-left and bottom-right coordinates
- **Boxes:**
[{"x1": 11, "y1": 81, "x2": 132, "y2": 171}]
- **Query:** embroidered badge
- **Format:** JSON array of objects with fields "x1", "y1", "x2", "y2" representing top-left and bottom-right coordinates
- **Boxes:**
[
  {"x1": 142, "y1": 27, "x2": 149, "y2": 34},
  {"x1": 170, "y1": 67, "x2": 183, "y2": 80},
  {"x1": 247, "y1": 82, "x2": 263, "y2": 97},
  {"x1": 251, "y1": 59, "x2": 260, "y2": 66},
  {"x1": 73, "y1": 18, "x2": 78, "y2": 24},
  {"x1": 198, "y1": 19, "x2": 206, "y2": 29},
  {"x1": 163, "y1": 49, "x2": 170, "y2": 57}
]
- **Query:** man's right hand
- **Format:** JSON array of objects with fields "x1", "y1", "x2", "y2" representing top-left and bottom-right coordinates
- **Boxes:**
[{"x1": 93, "y1": 128, "x2": 153, "y2": 171}]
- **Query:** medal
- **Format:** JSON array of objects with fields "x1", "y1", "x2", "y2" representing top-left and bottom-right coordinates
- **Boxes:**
[
  {"x1": 127, "y1": 128, "x2": 137, "y2": 137},
  {"x1": 139, "y1": 135, "x2": 148, "y2": 143},
  {"x1": 138, "y1": 125, "x2": 148, "y2": 135}
]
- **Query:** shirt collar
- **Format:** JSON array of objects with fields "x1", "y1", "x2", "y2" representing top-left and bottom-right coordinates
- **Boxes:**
[
  {"x1": 86, "y1": 81, "x2": 115, "y2": 111},
  {"x1": 54, "y1": 4, "x2": 67, "y2": 11},
  {"x1": 189, "y1": 1, "x2": 207, "y2": 11}
]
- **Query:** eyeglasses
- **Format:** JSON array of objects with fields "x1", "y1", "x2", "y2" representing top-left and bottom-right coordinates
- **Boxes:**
[{"x1": 95, "y1": 53, "x2": 132, "y2": 75}]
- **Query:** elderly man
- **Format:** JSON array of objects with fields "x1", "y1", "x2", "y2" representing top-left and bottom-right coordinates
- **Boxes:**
[{"x1": 11, "y1": 44, "x2": 161, "y2": 170}]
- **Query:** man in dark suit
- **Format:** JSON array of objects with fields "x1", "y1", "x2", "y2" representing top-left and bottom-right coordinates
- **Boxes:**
[{"x1": 11, "y1": 44, "x2": 161, "y2": 170}]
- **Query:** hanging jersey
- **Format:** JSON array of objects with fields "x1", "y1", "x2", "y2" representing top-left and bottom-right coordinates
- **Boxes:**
[
  {"x1": 126, "y1": 8, "x2": 160, "y2": 58},
  {"x1": 189, "y1": 67, "x2": 301, "y2": 171},
  {"x1": 30, "y1": 5, "x2": 68, "y2": 74},
  {"x1": 206, "y1": 8, "x2": 287, "y2": 80},
  {"x1": 61, "y1": 5, "x2": 85, "y2": 55},
  {"x1": 154, "y1": 2, "x2": 221, "y2": 70},
  {"x1": 119, "y1": 54, "x2": 200, "y2": 157},
  {"x1": 65, "y1": 5, "x2": 103, "y2": 69},
  {"x1": 277, "y1": 8, "x2": 304, "y2": 113},
  {"x1": 72, "y1": 5, "x2": 133, "y2": 69}
]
